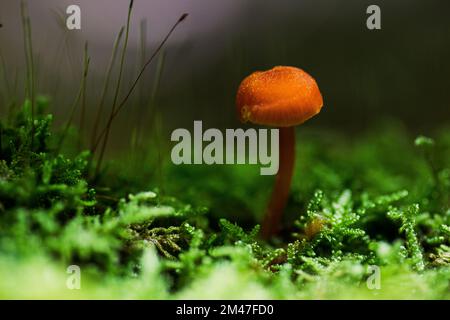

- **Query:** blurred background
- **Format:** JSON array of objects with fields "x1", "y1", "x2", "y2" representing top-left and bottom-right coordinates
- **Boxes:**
[{"x1": 0, "y1": 0, "x2": 450, "y2": 155}]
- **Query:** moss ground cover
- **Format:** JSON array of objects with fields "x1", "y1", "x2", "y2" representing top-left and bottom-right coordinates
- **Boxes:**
[
  {"x1": 0, "y1": 103, "x2": 449, "y2": 299},
  {"x1": 0, "y1": 0, "x2": 449, "y2": 300}
]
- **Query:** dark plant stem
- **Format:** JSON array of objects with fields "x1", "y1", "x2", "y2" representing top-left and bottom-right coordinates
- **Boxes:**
[
  {"x1": 92, "y1": 13, "x2": 188, "y2": 155},
  {"x1": 57, "y1": 45, "x2": 90, "y2": 152},
  {"x1": 261, "y1": 127, "x2": 296, "y2": 239},
  {"x1": 147, "y1": 49, "x2": 166, "y2": 124},
  {"x1": 79, "y1": 42, "x2": 89, "y2": 151},
  {"x1": 92, "y1": 11, "x2": 188, "y2": 179},
  {"x1": 0, "y1": 53, "x2": 11, "y2": 101},
  {"x1": 90, "y1": 26, "x2": 124, "y2": 150},
  {"x1": 133, "y1": 19, "x2": 147, "y2": 151},
  {"x1": 94, "y1": 0, "x2": 134, "y2": 178},
  {"x1": 20, "y1": 0, "x2": 35, "y2": 145}
]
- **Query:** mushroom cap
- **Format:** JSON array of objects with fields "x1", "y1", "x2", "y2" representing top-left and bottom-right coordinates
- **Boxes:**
[{"x1": 236, "y1": 66, "x2": 323, "y2": 127}]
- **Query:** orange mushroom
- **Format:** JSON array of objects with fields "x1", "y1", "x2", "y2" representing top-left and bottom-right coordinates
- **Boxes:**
[{"x1": 236, "y1": 66, "x2": 323, "y2": 239}]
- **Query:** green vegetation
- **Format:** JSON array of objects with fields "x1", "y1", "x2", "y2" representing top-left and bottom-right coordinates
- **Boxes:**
[
  {"x1": 0, "y1": 0, "x2": 449, "y2": 300},
  {"x1": 0, "y1": 102, "x2": 449, "y2": 299}
]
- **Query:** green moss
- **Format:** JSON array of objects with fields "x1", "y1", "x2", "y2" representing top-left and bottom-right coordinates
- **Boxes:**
[{"x1": 0, "y1": 102, "x2": 450, "y2": 299}]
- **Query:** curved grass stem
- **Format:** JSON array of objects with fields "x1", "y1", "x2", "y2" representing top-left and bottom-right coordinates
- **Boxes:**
[
  {"x1": 94, "y1": 1, "x2": 134, "y2": 178},
  {"x1": 90, "y1": 26, "x2": 125, "y2": 150},
  {"x1": 92, "y1": 11, "x2": 188, "y2": 178},
  {"x1": 57, "y1": 43, "x2": 90, "y2": 152}
]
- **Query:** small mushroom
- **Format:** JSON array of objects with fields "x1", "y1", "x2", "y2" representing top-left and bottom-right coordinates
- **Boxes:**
[{"x1": 236, "y1": 66, "x2": 323, "y2": 239}]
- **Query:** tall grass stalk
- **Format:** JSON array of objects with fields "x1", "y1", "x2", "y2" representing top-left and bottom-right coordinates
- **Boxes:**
[
  {"x1": 111, "y1": 13, "x2": 187, "y2": 121},
  {"x1": 0, "y1": 49, "x2": 17, "y2": 117},
  {"x1": 92, "y1": 12, "x2": 188, "y2": 172},
  {"x1": 139, "y1": 19, "x2": 147, "y2": 99},
  {"x1": 57, "y1": 42, "x2": 90, "y2": 152},
  {"x1": 49, "y1": 9, "x2": 73, "y2": 104},
  {"x1": 147, "y1": 49, "x2": 166, "y2": 125},
  {"x1": 52, "y1": 9, "x2": 78, "y2": 84},
  {"x1": 90, "y1": 26, "x2": 125, "y2": 150},
  {"x1": 78, "y1": 42, "x2": 89, "y2": 150},
  {"x1": 20, "y1": 1, "x2": 35, "y2": 138},
  {"x1": 133, "y1": 19, "x2": 148, "y2": 151},
  {"x1": 94, "y1": 0, "x2": 134, "y2": 177},
  {"x1": 0, "y1": 53, "x2": 10, "y2": 113},
  {"x1": 8, "y1": 69, "x2": 19, "y2": 118},
  {"x1": 132, "y1": 52, "x2": 166, "y2": 169}
]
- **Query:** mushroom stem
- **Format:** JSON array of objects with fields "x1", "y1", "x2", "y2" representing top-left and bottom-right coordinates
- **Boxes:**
[{"x1": 261, "y1": 126, "x2": 295, "y2": 239}]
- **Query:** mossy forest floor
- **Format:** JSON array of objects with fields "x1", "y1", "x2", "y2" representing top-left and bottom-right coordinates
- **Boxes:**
[{"x1": 0, "y1": 103, "x2": 450, "y2": 299}]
